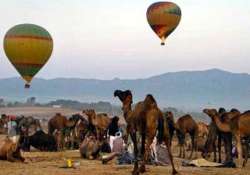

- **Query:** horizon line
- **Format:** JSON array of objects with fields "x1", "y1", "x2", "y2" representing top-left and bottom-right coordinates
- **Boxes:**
[{"x1": 0, "y1": 68, "x2": 249, "y2": 81}]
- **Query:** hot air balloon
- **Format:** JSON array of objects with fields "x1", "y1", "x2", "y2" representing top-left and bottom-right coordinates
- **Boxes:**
[
  {"x1": 147, "y1": 2, "x2": 181, "y2": 45},
  {"x1": 3, "y1": 24, "x2": 53, "y2": 88}
]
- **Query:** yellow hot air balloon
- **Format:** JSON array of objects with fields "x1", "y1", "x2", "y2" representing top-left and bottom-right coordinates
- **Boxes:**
[
  {"x1": 147, "y1": 2, "x2": 181, "y2": 45},
  {"x1": 3, "y1": 24, "x2": 53, "y2": 88}
]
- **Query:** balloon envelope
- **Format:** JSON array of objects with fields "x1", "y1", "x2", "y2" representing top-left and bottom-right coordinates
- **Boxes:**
[
  {"x1": 147, "y1": 2, "x2": 181, "y2": 45},
  {"x1": 3, "y1": 24, "x2": 53, "y2": 87}
]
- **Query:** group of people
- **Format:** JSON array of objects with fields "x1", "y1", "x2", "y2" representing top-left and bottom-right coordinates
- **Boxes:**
[{"x1": 0, "y1": 114, "x2": 18, "y2": 142}]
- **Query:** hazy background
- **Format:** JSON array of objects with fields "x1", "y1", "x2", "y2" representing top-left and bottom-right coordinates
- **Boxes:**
[{"x1": 0, "y1": 0, "x2": 250, "y2": 80}]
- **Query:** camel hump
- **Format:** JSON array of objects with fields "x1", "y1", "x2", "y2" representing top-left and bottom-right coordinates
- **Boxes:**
[
  {"x1": 145, "y1": 94, "x2": 156, "y2": 103},
  {"x1": 243, "y1": 110, "x2": 250, "y2": 115},
  {"x1": 144, "y1": 94, "x2": 157, "y2": 106}
]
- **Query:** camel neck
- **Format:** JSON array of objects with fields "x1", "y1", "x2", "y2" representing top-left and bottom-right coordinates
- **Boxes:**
[
  {"x1": 122, "y1": 106, "x2": 132, "y2": 122},
  {"x1": 213, "y1": 114, "x2": 231, "y2": 133}
]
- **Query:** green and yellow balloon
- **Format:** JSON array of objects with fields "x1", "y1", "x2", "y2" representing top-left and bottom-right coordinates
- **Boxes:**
[
  {"x1": 147, "y1": 2, "x2": 181, "y2": 45},
  {"x1": 3, "y1": 24, "x2": 53, "y2": 88}
]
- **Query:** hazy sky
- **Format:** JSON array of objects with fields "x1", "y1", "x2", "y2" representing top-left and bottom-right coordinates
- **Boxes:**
[{"x1": 0, "y1": 0, "x2": 249, "y2": 79}]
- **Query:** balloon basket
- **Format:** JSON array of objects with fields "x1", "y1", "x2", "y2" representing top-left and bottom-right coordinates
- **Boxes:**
[
  {"x1": 161, "y1": 42, "x2": 165, "y2": 46},
  {"x1": 25, "y1": 84, "x2": 30, "y2": 89}
]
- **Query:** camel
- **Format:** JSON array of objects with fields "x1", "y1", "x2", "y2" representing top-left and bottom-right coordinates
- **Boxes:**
[
  {"x1": 74, "y1": 118, "x2": 89, "y2": 144},
  {"x1": 80, "y1": 134, "x2": 111, "y2": 160},
  {"x1": 219, "y1": 109, "x2": 241, "y2": 165},
  {"x1": 48, "y1": 113, "x2": 76, "y2": 135},
  {"x1": 202, "y1": 108, "x2": 227, "y2": 163},
  {"x1": 18, "y1": 116, "x2": 41, "y2": 132},
  {"x1": 175, "y1": 114, "x2": 198, "y2": 159},
  {"x1": 48, "y1": 113, "x2": 77, "y2": 149},
  {"x1": 0, "y1": 137, "x2": 24, "y2": 162},
  {"x1": 197, "y1": 122, "x2": 209, "y2": 138},
  {"x1": 82, "y1": 109, "x2": 111, "y2": 141},
  {"x1": 80, "y1": 135, "x2": 101, "y2": 160},
  {"x1": 203, "y1": 108, "x2": 250, "y2": 167},
  {"x1": 203, "y1": 108, "x2": 240, "y2": 164},
  {"x1": 114, "y1": 90, "x2": 177, "y2": 175},
  {"x1": 164, "y1": 111, "x2": 175, "y2": 146}
]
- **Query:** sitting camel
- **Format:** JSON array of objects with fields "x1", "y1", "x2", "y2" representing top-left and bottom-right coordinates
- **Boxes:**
[
  {"x1": 0, "y1": 137, "x2": 24, "y2": 162},
  {"x1": 80, "y1": 134, "x2": 111, "y2": 160},
  {"x1": 203, "y1": 108, "x2": 250, "y2": 167}
]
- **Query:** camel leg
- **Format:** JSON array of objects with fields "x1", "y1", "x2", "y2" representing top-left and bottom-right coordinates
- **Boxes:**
[
  {"x1": 183, "y1": 135, "x2": 187, "y2": 159},
  {"x1": 213, "y1": 141, "x2": 217, "y2": 162},
  {"x1": 243, "y1": 138, "x2": 249, "y2": 167},
  {"x1": 224, "y1": 133, "x2": 233, "y2": 164},
  {"x1": 178, "y1": 144, "x2": 182, "y2": 158},
  {"x1": 131, "y1": 132, "x2": 139, "y2": 175},
  {"x1": 183, "y1": 143, "x2": 186, "y2": 159},
  {"x1": 235, "y1": 134, "x2": 243, "y2": 168},
  {"x1": 179, "y1": 144, "x2": 184, "y2": 158},
  {"x1": 218, "y1": 134, "x2": 222, "y2": 163},
  {"x1": 189, "y1": 138, "x2": 193, "y2": 159},
  {"x1": 165, "y1": 138, "x2": 178, "y2": 175},
  {"x1": 7, "y1": 150, "x2": 21, "y2": 162},
  {"x1": 189, "y1": 133, "x2": 197, "y2": 159},
  {"x1": 141, "y1": 132, "x2": 145, "y2": 157},
  {"x1": 12, "y1": 148, "x2": 25, "y2": 162},
  {"x1": 139, "y1": 135, "x2": 153, "y2": 173}
]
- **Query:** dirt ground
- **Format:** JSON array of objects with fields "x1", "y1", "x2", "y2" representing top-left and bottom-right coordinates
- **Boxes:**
[
  {"x1": 0, "y1": 148, "x2": 250, "y2": 175},
  {"x1": 1, "y1": 107, "x2": 250, "y2": 175},
  {"x1": 0, "y1": 107, "x2": 81, "y2": 119}
]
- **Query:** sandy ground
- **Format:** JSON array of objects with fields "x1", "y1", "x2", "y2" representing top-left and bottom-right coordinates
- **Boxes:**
[
  {"x1": 0, "y1": 107, "x2": 250, "y2": 175},
  {"x1": 0, "y1": 148, "x2": 250, "y2": 175},
  {"x1": 0, "y1": 107, "x2": 81, "y2": 119}
]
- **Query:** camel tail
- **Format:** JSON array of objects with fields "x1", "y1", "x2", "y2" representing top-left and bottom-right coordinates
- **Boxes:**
[{"x1": 157, "y1": 116, "x2": 164, "y2": 144}]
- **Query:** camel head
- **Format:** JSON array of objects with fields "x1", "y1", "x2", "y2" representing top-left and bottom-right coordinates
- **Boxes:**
[
  {"x1": 165, "y1": 111, "x2": 174, "y2": 121},
  {"x1": 82, "y1": 109, "x2": 96, "y2": 124},
  {"x1": 114, "y1": 90, "x2": 132, "y2": 102},
  {"x1": 218, "y1": 107, "x2": 226, "y2": 114},
  {"x1": 111, "y1": 116, "x2": 119, "y2": 123},
  {"x1": 114, "y1": 90, "x2": 133, "y2": 113},
  {"x1": 203, "y1": 108, "x2": 218, "y2": 119}
]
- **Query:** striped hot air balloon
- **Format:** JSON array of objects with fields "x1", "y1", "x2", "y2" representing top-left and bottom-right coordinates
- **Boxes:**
[
  {"x1": 147, "y1": 2, "x2": 181, "y2": 45},
  {"x1": 3, "y1": 24, "x2": 53, "y2": 88}
]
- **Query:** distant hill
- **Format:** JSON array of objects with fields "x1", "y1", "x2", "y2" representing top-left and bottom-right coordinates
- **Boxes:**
[{"x1": 1, "y1": 68, "x2": 250, "y2": 111}]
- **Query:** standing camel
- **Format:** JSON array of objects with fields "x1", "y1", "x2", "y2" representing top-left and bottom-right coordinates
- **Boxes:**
[
  {"x1": 203, "y1": 108, "x2": 250, "y2": 167},
  {"x1": 48, "y1": 113, "x2": 77, "y2": 135},
  {"x1": 219, "y1": 109, "x2": 241, "y2": 165},
  {"x1": 114, "y1": 90, "x2": 177, "y2": 175},
  {"x1": 202, "y1": 107, "x2": 226, "y2": 163},
  {"x1": 164, "y1": 111, "x2": 175, "y2": 146},
  {"x1": 82, "y1": 109, "x2": 111, "y2": 141},
  {"x1": 48, "y1": 113, "x2": 77, "y2": 150},
  {"x1": 175, "y1": 114, "x2": 198, "y2": 159}
]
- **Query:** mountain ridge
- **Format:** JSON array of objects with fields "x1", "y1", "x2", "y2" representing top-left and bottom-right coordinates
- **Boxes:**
[{"x1": 0, "y1": 68, "x2": 250, "y2": 111}]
